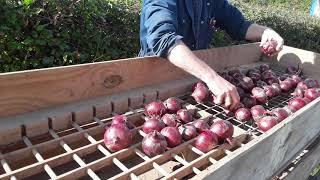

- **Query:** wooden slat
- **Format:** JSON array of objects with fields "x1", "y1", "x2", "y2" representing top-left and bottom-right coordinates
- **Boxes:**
[
  {"x1": 0, "y1": 43, "x2": 262, "y2": 119},
  {"x1": 195, "y1": 97, "x2": 320, "y2": 180},
  {"x1": 275, "y1": 133, "x2": 320, "y2": 180}
]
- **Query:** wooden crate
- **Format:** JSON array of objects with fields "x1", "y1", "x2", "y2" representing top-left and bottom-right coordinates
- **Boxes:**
[{"x1": 0, "y1": 43, "x2": 319, "y2": 180}]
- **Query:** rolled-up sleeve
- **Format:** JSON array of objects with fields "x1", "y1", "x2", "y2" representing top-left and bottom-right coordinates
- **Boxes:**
[
  {"x1": 215, "y1": 0, "x2": 252, "y2": 40},
  {"x1": 141, "y1": 0, "x2": 183, "y2": 58}
]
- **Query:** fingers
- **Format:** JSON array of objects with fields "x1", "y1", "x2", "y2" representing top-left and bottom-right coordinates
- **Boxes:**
[
  {"x1": 230, "y1": 88, "x2": 240, "y2": 110},
  {"x1": 276, "y1": 38, "x2": 284, "y2": 51},
  {"x1": 214, "y1": 93, "x2": 225, "y2": 105},
  {"x1": 224, "y1": 93, "x2": 232, "y2": 109}
]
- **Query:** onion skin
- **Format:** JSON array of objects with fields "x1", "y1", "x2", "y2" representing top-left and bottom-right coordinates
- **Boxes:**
[
  {"x1": 288, "y1": 97, "x2": 307, "y2": 112},
  {"x1": 305, "y1": 78, "x2": 320, "y2": 88},
  {"x1": 271, "y1": 83, "x2": 281, "y2": 96},
  {"x1": 192, "y1": 85, "x2": 209, "y2": 103},
  {"x1": 266, "y1": 77, "x2": 279, "y2": 85},
  {"x1": 142, "y1": 131, "x2": 167, "y2": 157},
  {"x1": 194, "y1": 130, "x2": 219, "y2": 153},
  {"x1": 256, "y1": 80, "x2": 268, "y2": 88},
  {"x1": 291, "y1": 87, "x2": 305, "y2": 98},
  {"x1": 145, "y1": 101, "x2": 167, "y2": 117},
  {"x1": 242, "y1": 95, "x2": 257, "y2": 108},
  {"x1": 261, "y1": 70, "x2": 276, "y2": 81},
  {"x1": 236, "y1": 87, "x2": 246, "y2": 99},
  {"x1": 238, "y1": 77, "x2": 255, "y2": 92},
  {"x1": 260, "y1": 64, "x2": 270, "y2": 72},
  {"x1": 280, "y1": 80, "x2": 292, "y2": 92},
  {"x1": 291, "y1": 75, "x2": 302, "y2": 86},
  {"x1": 235, "y1": 108, "x2": 252, "y2": 122},
  {"x1": 164, "y1": 97, "x2": 182, "y2": 113},
  {"x1": 261, "y1": 40, "x2": 277, "y2": 56},
  {"x1": 251, "y1": 105, "x2": 267, "y2": 121},
  {"x1": 176, "y1": 109, "x2": 193, "y2": 124},
  {"x1": 193, "y1": 82, "x2": 207, "y2": 90},
  {"x1": 257, "y1": 116, "x2": 278, "y2": 132},
  {"x1": 297, "y1": 81, "x2": 308, "y2": 90},
  {"x1": 111, "y1": 114, "x2": 135, "y2": 129},
  {"x1": 160, "y1": 127, "x2": 182, "y2": 148},
  {"x1": 104, "y1": 124, "x2": 133, "y2": 152},
  {"x1": 142, "y1": 118, "x2": 165, "y2": 134},
  {"x1": 193, "y1": 119, "x2": 210, "y2": 133},
  {"x1": 304, "y1": 88, "x2": 320, "y2": 101},
  {"x1": 286, "y1": 77, "x2": 297, "y2": 88},
  {"x1": 248, "y1": 72, "x2": 261, "y2": 82},
  {"x1": 252, "y1": 87, "x2": 268, "y2": 104},
  {"x1": 210, "y1": 120, "x2": 234, "y2": 144},
  {"x1": 270, "y1": 108, "x2": 289, "y2": 122},
  {"x1": 286, "y1": 65, "x2": 299, "y2": 75},
  {"x1": 263, "y1": 85, "x2": 275, "y2": 98},
  {"x1": 178, "y1": 124, "x2": 197, "y2": 141},
  {"x1": 161, "y1": 114, "x2": 178, "y2": 127}
]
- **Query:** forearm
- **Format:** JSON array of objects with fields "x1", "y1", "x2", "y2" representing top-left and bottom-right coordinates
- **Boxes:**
[
  {"x1": 167, "y1": 41, "x2": 218, "y2": 83},
  {"x1": 245, "y1": 23, "x2": 269, "y2": 41}
]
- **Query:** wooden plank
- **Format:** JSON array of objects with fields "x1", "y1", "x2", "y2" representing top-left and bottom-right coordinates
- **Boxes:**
[
  {"x1": 269, "y1": 45, "x2": 320, "y2": 79},
  {"x1": 277, "y1": 134, "x2": 320, "y2": 180},
  {"x1": 0, "y1": 43, "x2": 262, "y2": 118},
  {"x1": 195, "y1": 97, "x2": 320, "y2": 180}
]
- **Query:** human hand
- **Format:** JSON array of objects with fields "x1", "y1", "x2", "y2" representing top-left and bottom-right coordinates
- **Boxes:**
[
  {"x1": 260, "y1": 28, "x2": 284, "y2": 57},
  {"x1": 206, "y1": 75, "x2": 240, "y2": 110}
]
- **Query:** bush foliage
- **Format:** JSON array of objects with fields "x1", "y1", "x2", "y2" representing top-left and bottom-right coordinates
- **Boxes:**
[{"x1": 0, "y1": 0, "x2": 319, "y2": 72}]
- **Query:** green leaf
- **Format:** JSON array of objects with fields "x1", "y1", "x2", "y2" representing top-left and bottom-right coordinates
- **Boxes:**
[{"x1": 23, "y1": 0, "x2": 34, "y2": 6}]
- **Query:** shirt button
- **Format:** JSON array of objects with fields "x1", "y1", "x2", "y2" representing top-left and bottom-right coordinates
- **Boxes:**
[
  {"x1": 201, "y1": 21, "x2": 204, "y2": 24},
  {"x1": 182, "y1": 19, "x2": 185, "y2": 23},
  {"x1": 207, "y1": 2, "x2": 210, "y2": 6}
]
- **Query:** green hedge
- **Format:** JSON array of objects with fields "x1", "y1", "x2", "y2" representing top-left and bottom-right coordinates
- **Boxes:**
[
  {"x1": 0, "y1": 0, "x2": 140, "y2": 72},
  {"x1": 0, "y1": 0, "x2": 320, "y2": 73}
]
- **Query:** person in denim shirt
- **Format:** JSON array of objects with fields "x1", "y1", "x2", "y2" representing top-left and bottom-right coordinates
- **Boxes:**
[{"x1": 139, "y1": 0, "x2": 284, "y2": 110}]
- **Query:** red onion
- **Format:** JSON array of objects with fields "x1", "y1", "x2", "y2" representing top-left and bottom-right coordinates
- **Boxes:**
[
  {"x1": 192, "y1": 85, "x2": 209, "y2": 103},
  {"x1": 193, "y1": 119, "x2": 210, "y2": 133},
  {"x1": 210, "y1": 120, "x2": 234, "y2": 144},
  {"x1": 261, "y1": 40, "x2": 277, "y2": 56},
  {"x1": 297, "y1": 81, "x2": 308, "y2": 90},
  {"x1": 270, "y1": 108, "x2": 289, "y2": 122},
  {"x1": 266, "y1": 77, "x2": 279, "y2": 85},
  {"x1": 252, "y1": 87, "x2": 268, "y2": 104},
  {"x1": 176, "y1": 109, "x2": 193, "y2": 123},
  {"x1": 291, "y1": 87, "x2": 305, "y2": 98},
  {"x1": 232, "y1": 72, "x2": 245, "y2": 81},
  {"x1": 305, "y1": 78, "x2": 320, "y2": 88},
  {"x1": 280, "y1": 80, "x2": 292, "y2": 92},
  {"x1": 251, "y1": 105, "x2": 267, "y2": 121},
  {"x1": 256, "y1": 80, "x2": 268, "y2": 88},
  {"x1": 104, "y1": 124, "x2": 133, "y2": 152},
  {"x1": 271, "y1": 83, "x2": 281, "y2": 96},
  {"x1": 194, "y1": 130, "x2": 219, "y2": 153},
  {"x1": 303, "y1": 97, "x2": 311, "y2": 104},
  {"x1": 145, "y1": 101, "x2": 167, "y2": 117},
  {"x1": 279, "y1": 74, "x2": 289, "y2": 81},
  {"x1": 237, "y1": 87, "x2": 246, "y2": 99},
  {"x1": 161, "y1": 114, "x2": 178, "y2": 127},
  {"x1": 286, "y1": 77, "x2": 297, "y2": 88},
  {"x1": 142, "y1": 131, "x2": 167, "y2": 157},
  {"x1": 228, "y1": 68, "x2": 241, "y2": 76},
  {"x1": 235, "y1": 108, "x2": 252, "y2": 122},
  {"x1": 160, "y1": 127, "x2": 182, "y2": 148},
  {"x1": 261, "y1": 70, "x2": 276, "y2": 81},
  {"x1": 247, "y1": 68, "x2": 261, "y2": 76},
  {"x1": 291, "y1": 75, "x2": 302, "y2": 85},
  {"x1": 164, "y1": 97, "x2": 182, "y2": 113},
  {"x1": 178, "y1": 124, "x2": 197, "y2": 141},
  {"x1": 248, "y1": 72, "x2": 261, "y2": 82},
  {"x1": 111, "y1": 114, "x2": 135, "y2": 129},
  {"x1": 193, "y1": 82, "x2": 207, "y2": 90},
  {"x1": 238, "y1": 77, "x2": 255, "y2": 92},
  {"x1": 257, "y1": 116, "x2": 278, "y2": 132},
  {"x1": 263, "y1": 85, "x2": 275, "y2": 98},
  {"x1": 222, "y1": 74, "x2": 235, "y2": 84},
  {"x1": 142, "y1": 118, "x2": 165, "y2": 134},
  {"x1": 242, "y1": 95, "x2": 257, "y2": 108},
  {"x1": 304, "y1": 88, "x2": 320, "y2": 101},
  {"x1": 260, "y1": 64, "x2": 270, "y2": 72},
  {"x1": 286, "y1": 65, "x2": 299, "y2": 74},
  {"x1": 288, "y1": 97, "x2": 307, "y2": 112}
]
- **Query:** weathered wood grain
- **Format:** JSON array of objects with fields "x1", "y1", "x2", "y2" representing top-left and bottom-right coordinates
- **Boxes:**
[{"x1": 0, "y1": 43, "x2": 261, "y2": 118}]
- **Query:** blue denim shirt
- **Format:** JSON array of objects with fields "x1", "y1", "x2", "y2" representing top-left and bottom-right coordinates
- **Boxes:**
[{"x1": 138, "y1": 0, "x2": 252, "y2": 58}]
